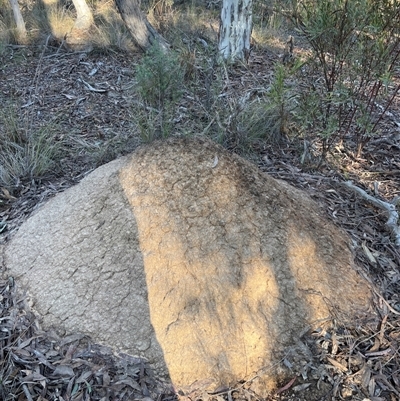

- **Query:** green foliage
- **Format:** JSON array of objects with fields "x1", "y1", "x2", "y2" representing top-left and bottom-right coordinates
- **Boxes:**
[
  {"x1": 135, "y1": 43, "x2": 185, "y2": 141},
  {"x1": 263, "y1": 62, "x2": 298, "y2": 138},
  {"x1": 135, "y1": 106, "x2": 175, "y2": 143},
  {"x1": 239, "y1": 61, "x2": 301, "y2": 147},
  {"x1": 136, "y1": 43, "x2": 184, "y2": 108},
  {"x1": 0, "y1": 107, "x2": 63, "y2": 192},
  {"x1": 290, "y1": 0, "x2": 400, "y2": 157}
]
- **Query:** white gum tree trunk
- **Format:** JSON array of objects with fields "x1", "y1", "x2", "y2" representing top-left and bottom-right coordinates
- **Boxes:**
[
  {"x1": 71, "y1": 0, "x2": 94, "y2": 30},
  {"x1": 218, "y1": 0, "x2": 253, "y2": 62},
  {"x1": 8, "y1": 0, "x2": 27, "y2": 43}
]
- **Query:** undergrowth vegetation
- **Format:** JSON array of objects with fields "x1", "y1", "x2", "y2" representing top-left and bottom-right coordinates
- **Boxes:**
[
  {"x1": 0, "y1": 0, "x2": 400, "y2": 181},
  {"x1": 288, "y1": 0, "x2": 400, "y2": 158},
  {"x1": 135, "y1": 42, "x2": 185, "y2": 141},
  {"x1": 0, "y1": 106, "x2": 64, "y2": 192}
]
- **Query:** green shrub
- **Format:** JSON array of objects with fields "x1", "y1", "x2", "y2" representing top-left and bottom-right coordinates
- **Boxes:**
[
  {"x1": 238, "y1": 61, "x2": 301, "y2": 149},
  {"x1": 135, "y1": 43, "x2": 185, "y2": 141},
  {"x1": 289, "y1": 0, "x2": 400, "y2": 157},
  {"x1": 136, "y1": 43, "x2": 184, "y2": 107}
]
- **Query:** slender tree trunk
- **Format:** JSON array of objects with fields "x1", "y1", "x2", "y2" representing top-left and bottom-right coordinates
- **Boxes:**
[
  {"x1": 8, "y1": 0, "x2": 27, "y2": 43},
  {"x1": 114, "y1": 0, "x2": 169, "y2": 52},
  {"x1": 66, "y1": 0, "x2": 94, "y2": 50},
  {"x1": 71, "y1": 0, "x2": 94, "y2": 30},
  {"x1": 219, "y1": 0, "x2": 253, "y2": 62}
]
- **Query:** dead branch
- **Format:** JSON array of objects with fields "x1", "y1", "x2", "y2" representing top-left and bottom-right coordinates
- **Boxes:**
[
  {"x1": 78, "y1": 77, "x2": 108, "y2": 93},
  {"x1": 343, "y1": 181, "x2": 400, "y2": 247}
]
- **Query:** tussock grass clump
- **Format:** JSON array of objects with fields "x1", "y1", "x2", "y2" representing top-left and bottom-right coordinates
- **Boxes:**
[
  {"x1": 239, "y1": 62, "x2": 300, "y2": 145},
  {"x1": 0, "y1": 107, "x2": 64, "y2": 193},
  {"x1": 30, "y1": 1, "x2": 75, "y2": 42}
]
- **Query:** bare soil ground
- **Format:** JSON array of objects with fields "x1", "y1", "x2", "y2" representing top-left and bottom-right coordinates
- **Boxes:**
[{"x1": 0, "y1": 38, "x2": 400, "y2": 400}]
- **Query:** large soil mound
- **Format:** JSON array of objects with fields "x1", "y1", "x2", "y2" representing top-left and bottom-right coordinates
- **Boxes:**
[{"x1": 3, "y1": 137, "x2": 372, "y2": 394}]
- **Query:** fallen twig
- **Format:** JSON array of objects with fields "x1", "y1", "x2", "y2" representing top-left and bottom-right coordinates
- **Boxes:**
[
  {"x1": 78, "y1": 77, "x2": 108, "y2": 93},
  {"x1": 343, "y1": 181, "x2": 400, "y2": 247}
]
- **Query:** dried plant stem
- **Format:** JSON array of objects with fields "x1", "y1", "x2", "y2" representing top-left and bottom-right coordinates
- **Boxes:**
[{"x1": 22, "y1": 384, "x2": 34, "y2": 401}]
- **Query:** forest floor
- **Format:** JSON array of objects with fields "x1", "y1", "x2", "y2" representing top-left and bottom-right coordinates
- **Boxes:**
[{"x1": 0, "y1": 15, "x2": 400, "y2": 401}]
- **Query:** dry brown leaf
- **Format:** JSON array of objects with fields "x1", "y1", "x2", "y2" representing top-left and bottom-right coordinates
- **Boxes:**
[
  {"x1": 331, "y1": 332, "x2": 338, "y2": 355},
  {"x1": 71, "y1": 393, "x2": 83, "y2": 401},
  {"x1": 392, "y1": 371, "x2": 400, "y2": 387},
  {"x1": 59, "y1": 333, "x2": 86, "y2": 347},
  {"x1": 17, "y1": 337, "x2": 36, "y2": 350},
  {"x1": 22, "y1": 372, "x2": 47, "y2": 382},
  {"x1": 373, "y1": 374, "x2": 400, "y2": 396},
  {"x1": 75, "y1": 370, "x2": 92, "y2": 384},
  {"x1": 32, "y1": 350, "x2": 55, "y2": 370},
  {"x1": 274, "y1": 377, "x2": 297, "y2": 395},
  {"x1": 1, "y1": 188, "x2": 16, "y2": 200},
  {"x1": 12, "y1": 347, "x2": 32, "y2": 358},
  {"x1": 362, "y1": 241, "x2": 377, "y2": 264},
  {"x1": 66, "y1": 376, "x2": 75, "y2": 398},
  {"x1": 368, "y1": 375, "x2": 376, "y2": 397},
  {"x1": 326, "y1": 357, "x2": 348, "y2": 372},
  {"x1": 369, "y1": 336, "x2": 381, "y2": 353},
  {"x1": 360, "y1": 365, "x2": 371, "y2": 390},
  {"x1": 292, "y1": 383, "x2": 311, "y2": 392},
  {"x1": 115, "y1": 377, "x2": 141, "y2": 391},
  {"x1": 102, "y1": 370, "x2": 110, "y2": 387},
  {"x1": 64, "y1": 344, "x2": 77, "y2": 361},
  {"x1": 379, "y1": 315, "x2": 388, "y2": 345},
  {"x1": 53, "y1": 365, "x2": 74, "y2": 378}
]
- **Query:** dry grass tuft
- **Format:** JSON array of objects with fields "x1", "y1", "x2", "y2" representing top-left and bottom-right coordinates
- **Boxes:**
[{"x1": 0, "y1": 106, "x2": 64, "y2": 193}]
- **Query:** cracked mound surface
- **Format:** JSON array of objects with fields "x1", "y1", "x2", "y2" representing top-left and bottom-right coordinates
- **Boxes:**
[{"x1": 3, "y1": 137, "x2": 372, "y2": 394}]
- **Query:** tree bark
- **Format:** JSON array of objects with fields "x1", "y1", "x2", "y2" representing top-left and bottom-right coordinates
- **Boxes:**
[
  {"x1": 218, "y1": 0, "x2": 253, "y2": 62},
  {"x1": 114, "y1": 0, "x2": 170, "y2": 52},
  {"x1": 65, "y1": 0, "x2": 94, "y2": 50},
  {"x1": 71, "y1": 0, "x2": 94, "y2": 30},
  {"x1": 8, "y1": 0, "x2": 27, "y2": 43}
]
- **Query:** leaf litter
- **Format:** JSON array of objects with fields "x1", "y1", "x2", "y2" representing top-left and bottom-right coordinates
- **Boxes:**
[{"x1": 0, "y1": 277, "x2": 175, "y2": 401}]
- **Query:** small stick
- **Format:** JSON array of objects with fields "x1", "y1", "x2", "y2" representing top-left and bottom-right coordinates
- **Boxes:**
[{"x1": 343, "y1": 181, "x2": 400, "y2": 247}]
